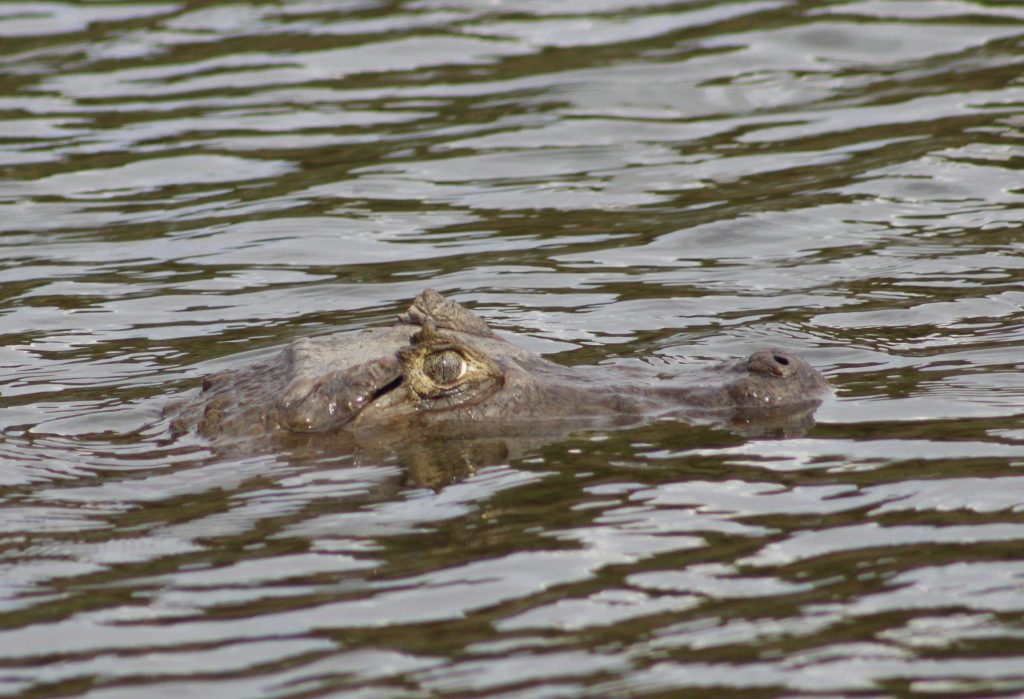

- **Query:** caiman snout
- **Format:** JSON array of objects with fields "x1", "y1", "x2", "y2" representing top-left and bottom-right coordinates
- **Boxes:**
[{"x1": 747, "y1": 349, "x2": 801, "y2": 377}]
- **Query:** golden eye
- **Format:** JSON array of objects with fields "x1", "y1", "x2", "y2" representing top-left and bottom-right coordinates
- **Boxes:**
[{"x1": 422, "y1": 349, "x2": 467, "y2": 386}]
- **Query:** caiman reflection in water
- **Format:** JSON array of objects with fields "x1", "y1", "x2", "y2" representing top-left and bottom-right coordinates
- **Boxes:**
[{"x1": 167, "y1": 290, "x2": 829, "y2": 482}]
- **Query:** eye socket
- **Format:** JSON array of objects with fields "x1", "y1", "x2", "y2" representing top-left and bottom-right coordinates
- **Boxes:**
[{"x1": 422, "y1": 349, "x2": 467, "y2": 386}]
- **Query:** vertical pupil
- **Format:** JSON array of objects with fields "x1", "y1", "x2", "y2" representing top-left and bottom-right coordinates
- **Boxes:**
[{"x1": 427, "y1": 350, "x2": 463, "y2": 384}]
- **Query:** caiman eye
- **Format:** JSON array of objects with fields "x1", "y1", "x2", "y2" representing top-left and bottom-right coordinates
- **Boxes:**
[{"x1": 422, "y1": 349, "x2": 467, "y2": 386}]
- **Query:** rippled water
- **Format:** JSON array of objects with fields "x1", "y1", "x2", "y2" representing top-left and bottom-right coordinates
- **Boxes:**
[{"x1": 1, "y1": 0, "x2": 1023, "y2": 696}]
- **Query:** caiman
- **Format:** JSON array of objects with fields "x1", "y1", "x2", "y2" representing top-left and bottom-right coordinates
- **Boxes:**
[{"x1": 167, "y1": 290, "x2": 829, "y2": 461}]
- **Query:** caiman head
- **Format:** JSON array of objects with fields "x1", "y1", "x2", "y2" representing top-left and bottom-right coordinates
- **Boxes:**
[{"x1": 170, "y1": 289, "x2": 829, "y2": 448}]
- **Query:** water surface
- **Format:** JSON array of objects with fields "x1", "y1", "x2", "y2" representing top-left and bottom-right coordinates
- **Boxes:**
[{"x1": 1, "y1": 0, "x2": 1023, "y2": 696}]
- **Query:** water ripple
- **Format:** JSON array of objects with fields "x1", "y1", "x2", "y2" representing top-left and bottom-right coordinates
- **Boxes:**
[{"x1": 1, "y1": 1, "x2": 1022, "y2": 696}]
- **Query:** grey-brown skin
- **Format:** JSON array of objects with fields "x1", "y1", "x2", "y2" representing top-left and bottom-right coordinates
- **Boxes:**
[{"x1": 166, "y1": 289, "x2": 829, "y2": 459}]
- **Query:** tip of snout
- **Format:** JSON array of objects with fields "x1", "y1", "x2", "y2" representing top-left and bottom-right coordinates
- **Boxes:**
[{"x1": 746, "y1": 349, "x2": 803, "y2": 377}]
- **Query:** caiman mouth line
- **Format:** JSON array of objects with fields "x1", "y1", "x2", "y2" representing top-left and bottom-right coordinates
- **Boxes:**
[{"x1": 370, "y1": 375, "x2": 404, "y2": 404}]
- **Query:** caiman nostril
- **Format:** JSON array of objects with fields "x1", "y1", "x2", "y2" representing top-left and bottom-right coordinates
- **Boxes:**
[{"x1": 773, "y1": 354, "x2": 790, "y2": 366}]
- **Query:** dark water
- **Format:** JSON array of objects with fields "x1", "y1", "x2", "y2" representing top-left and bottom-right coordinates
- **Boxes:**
[{"x1": 1, "y1": 0, "x2": 1023, "y2": 696}]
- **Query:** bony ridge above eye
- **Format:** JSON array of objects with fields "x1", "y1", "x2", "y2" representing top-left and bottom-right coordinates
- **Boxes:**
[{"x1": 422, "y1": 349, "x2": 467, "y2": 386}]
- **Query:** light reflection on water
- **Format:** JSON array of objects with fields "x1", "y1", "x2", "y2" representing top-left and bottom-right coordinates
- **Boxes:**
[{"x1": 1, "y1": 0, "x2": 1023, "y2": 696}]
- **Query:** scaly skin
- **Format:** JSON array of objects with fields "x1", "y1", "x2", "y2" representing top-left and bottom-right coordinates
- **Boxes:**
[{"x1": 166, "y1": 289, "x2": 830, "y2": 453}]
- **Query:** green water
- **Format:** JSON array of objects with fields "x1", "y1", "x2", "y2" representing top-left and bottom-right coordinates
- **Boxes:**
[{"x1": 1, "y1": 1, "x2": 1023, "y2": 696}]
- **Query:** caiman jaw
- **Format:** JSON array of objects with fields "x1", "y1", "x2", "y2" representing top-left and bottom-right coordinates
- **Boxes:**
[{"x1": 277, "y1": 355, "x2": 404, "y2": 433}]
